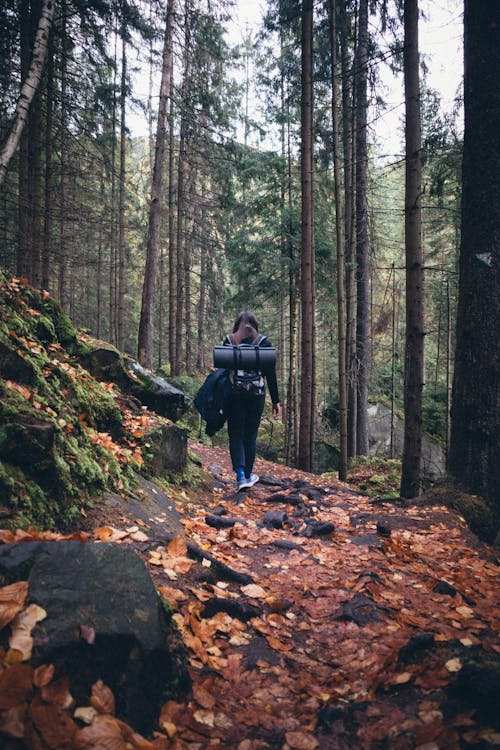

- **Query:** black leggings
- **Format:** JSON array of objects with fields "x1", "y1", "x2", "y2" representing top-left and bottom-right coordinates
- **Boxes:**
[{"x1": 227, "y1": 392, "x2": 265, "y2": 477}]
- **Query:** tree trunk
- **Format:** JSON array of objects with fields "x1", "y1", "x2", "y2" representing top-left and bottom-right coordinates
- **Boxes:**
[
  {"x1": 329, "y1": 0, "x2": 348, "y2": 481},
  {"x1": 449, "y1": 0, "x2": 500, "y2": 506},
  {"x1": 168, "y1": 88, "x2": 177, "y2": 372},
  {"x1": 109, "y1": 27, "x2": 118, "y2": 344},
  {"x1": 400, "y1": 0, "x2": 424, "y2": 499},
  {"x1": 41, "y1": 28, "x2": 54, "y2": 291},
  {"x1": 137, "y1": 0, "x2": 176, "y2": 368},
  {"x1": 0, "y1": 0, "x2": 55, "y2": 186},
  {"x1": 17, "y1": 0, "x2": 33, "y2": 281},
  {"x1": 340, "y1": 0, "x2": 357, "y2": 460},
  {"x1": 173, "y1": 3, "x2": 191, "y2": 376},
  {"x1": 298, "y1": 0, "x2": 315, "y2": 473},
  {"x1": 117, "y1": 29, "x2": 127, "y2": 352},
  {"x1": 354, "y1": 0, "x2": 369, "y2": 456},
  {"x1": 58, "y1": 0, "x2": 69, "y2": 312}
]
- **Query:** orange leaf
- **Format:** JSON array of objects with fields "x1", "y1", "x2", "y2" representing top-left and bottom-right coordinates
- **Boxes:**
[
  {"x1": 30, "y1": 695, "x2": 79, "y2": 748},
  {"x1": 167, "y1": 535, "x2": 188, "y2": 559},
  {"x1": 0, "y1": 581, "x2": 29, "y2": 631}
]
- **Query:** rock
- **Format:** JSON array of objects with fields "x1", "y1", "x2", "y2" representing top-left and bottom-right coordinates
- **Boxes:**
[
  {"x1": 144, "y1": 422, "x2": 187, "y2": 474},
  {"x1": 367, "y1": 402, "x2": 445, "y2": 480},
  {"x1": 81, "y1": 342, "x2": 186, "y2": 422},
  {"x1": 0, "y1": 541, "x2": 190, "y2": 734},
  {"x1": 260, "y1": 510, "x2": 288, "y2": 529},
  {"x1": 0, "y1": 340, "x2": 38, "y2": 383},
  {"x1": 0, "y1": 413, "x2": 56, "y2": 471}
]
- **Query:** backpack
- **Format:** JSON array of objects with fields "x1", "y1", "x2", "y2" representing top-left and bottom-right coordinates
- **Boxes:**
[{"x1": 226, "y1": 333, "x2": 266, "y2": 396}]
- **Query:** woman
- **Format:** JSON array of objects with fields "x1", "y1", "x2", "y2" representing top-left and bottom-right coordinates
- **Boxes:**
[{"x1": 224, "y1": 311, "x2": 280, "y2": 491}]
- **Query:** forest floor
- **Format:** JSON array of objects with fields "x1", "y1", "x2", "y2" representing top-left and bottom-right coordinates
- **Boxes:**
[
  {"x1": 2, "y1": 440, "x2": 500, "y2": 749},
  {"x1": 88, "y1": 441, "x2": 499, "y2": 749}
]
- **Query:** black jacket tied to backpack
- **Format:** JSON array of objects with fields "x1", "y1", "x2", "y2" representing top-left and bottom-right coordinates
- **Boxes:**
[{"x1": 193, "y1": 368, "x2": 232, "y2": 436}]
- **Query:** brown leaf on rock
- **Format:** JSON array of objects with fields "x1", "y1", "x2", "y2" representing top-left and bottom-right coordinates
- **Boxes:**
[
  {"x1": 30, "y1": 695, "x2": 79, "y2": 749},
  {"x1": 78, "y1": 713, "x2": 155, "y2": 749},
  {"x1": 33, "y1": 663, "x2": 55, "y2": 688},
  {"x1": 40, "y1": 676, "x2": 74, "y2": 710},
  {"x1": 9, "y1": 603, "x2": 47, "y2": 660},
  {"x1": 0, "y1": 662, "x2": 33, "y2": 709},
  {"x1": 90, "y1": 679, "x2": 116, "y2": 715},
  {"x1": 0, "y1": 581, "x2": 29, "y2": 631},
  {"x1": 0, "y1": 704, "x2": 27, "y2": 739}
]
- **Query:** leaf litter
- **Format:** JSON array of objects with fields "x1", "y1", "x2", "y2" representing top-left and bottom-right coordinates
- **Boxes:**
[{"x1": 0, "y1": 441, "x2": 499, "y2": 748}]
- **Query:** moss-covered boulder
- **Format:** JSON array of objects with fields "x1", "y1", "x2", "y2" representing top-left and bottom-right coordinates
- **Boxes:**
[
  {"x1": 0, "y1": 277, "x2": 141, "y2": 528},
  {"x1": 80, "y1": 338, "x2": 186, "y2": 422}
]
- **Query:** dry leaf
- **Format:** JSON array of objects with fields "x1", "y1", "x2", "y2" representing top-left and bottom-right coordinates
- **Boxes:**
[
  {"x1": 0, "y1": 581, "x2": 29, "y2": 631},
  {"x1": 0, "y1": 705, "x2": 27, "y2": 738},
  {"x1": 285, "y1": 730, "x2": 319, "y2": 749},
  {"x1": 445, "y1": 658, "x2": 462, "y2": 672},
  {"x1": 0, "y1": 663, "x2": 33, "y2": 709},
  {"x1": 33, "y1": 663, "x2": 55, "y2": 688},
  {"x1": 240, "y1": 584, "x2": 266, "y2": 599},
  {"x1": 90, "y1": 679, "x2": 116, "y2": 715},
  {"x1": 168, "y1": 535, "x2": 188, "y2": 558},
  {"x1": 9, "y1": 603, "x2": 47, "y2": 660},
  {"x1": 74, "y1": 705, "x2": 98, "y2": 724}
]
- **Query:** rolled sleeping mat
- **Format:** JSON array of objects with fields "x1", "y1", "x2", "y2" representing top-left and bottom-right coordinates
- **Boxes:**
[{"x1": 213, "y1": 344, "x2": 276, "y2": 372}]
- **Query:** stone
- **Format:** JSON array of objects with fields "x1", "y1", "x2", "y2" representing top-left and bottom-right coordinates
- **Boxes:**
[
  {"x1": 367, "y1": 402, "x2": 446, "y2": 480},
  {"x1": 81, "y1": 342, "x2": 186, "y2": 422},
  {"x1": 0, "y1": 541, "x2": 190, "y2": 735},
  {"x1": 145, "y1": 422, "x2": 187, "y2": 474}
]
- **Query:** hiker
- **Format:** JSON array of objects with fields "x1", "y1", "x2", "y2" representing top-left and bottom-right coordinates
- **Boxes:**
[{"x1": 223, "y1": 310, "x2": 280, "y2": 491}]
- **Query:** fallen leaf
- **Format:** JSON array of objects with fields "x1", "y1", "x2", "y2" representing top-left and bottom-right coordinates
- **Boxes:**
[
  {"x1": 241, "y1": 584, "x2": 266, "y2": 599},
  {"x1": 9, "y1": 603, "x2": 47, "y2": 660},
  {"x1": 0, "y1": 581, "x2": 29, "y2": 630},
  {"x1": 285, "y1": 730, "x2": 319, "y2": 749},
  {"x1": 90, "y1": 679, "x2": 116, "y2": 715},
  {"x1": 445, "y1": 658, "x2": 462, "y2": 672},
  {"x1": 0, "y1": 663, "x2": 33, "y2": 709},
  {"x1": 168, "y1": 535, "x2": 188, "y2": 558},
  {"x1": 33, "y1": 663, "x2": 55, "y2": 688}
]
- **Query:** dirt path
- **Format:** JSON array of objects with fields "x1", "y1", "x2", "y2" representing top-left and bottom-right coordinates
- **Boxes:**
[{"x1": 129, "y1": 441, "x2": 500, "y2": 749}]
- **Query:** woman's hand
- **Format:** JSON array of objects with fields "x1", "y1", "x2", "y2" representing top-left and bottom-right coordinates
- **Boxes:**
[{"x1": 272, "y1": 403, "x2": 280, "y2": 419}]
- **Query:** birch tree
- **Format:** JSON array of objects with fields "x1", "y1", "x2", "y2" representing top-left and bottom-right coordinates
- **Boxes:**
[{"x1": 0, "y1": 0, "x2": 55, "y2": 187}]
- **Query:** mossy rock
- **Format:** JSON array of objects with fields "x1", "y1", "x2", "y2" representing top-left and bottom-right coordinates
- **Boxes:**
[{"x1": 0, "y1": 340, "x2": 38, "y2": 384}]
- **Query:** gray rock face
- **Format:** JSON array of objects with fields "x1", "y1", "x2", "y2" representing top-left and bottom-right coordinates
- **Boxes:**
[
  {"x1": 367, "y1": 402, "x2": 446, "y2": 480},
  {"x1": 81, "y1": 343, "x2": 186, "y2": 422},
  {"x1": 0, "y1": 541, "x2": 190, "y2": 734}
]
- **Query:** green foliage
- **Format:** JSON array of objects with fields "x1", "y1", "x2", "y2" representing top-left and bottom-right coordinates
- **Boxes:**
[{"x1": 347, "y1": 456, "x2": 403, "y2": 498}]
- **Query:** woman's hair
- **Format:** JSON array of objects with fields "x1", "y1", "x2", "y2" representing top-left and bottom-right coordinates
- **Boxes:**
[{"x1": 232, "y1": 310, "x2": 259, "y2": 334}]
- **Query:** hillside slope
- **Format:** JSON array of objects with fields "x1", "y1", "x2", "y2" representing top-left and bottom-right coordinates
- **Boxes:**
[{"x1": 1, "y1": 275, "x2": 499, "y2": 748}]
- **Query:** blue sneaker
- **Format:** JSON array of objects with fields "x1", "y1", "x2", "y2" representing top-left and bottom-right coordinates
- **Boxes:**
[{"x1": 238, "y1": 473, "x2": 259, "y2": 490}]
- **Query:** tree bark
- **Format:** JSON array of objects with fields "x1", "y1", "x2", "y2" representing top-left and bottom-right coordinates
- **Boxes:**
[
  {"x1": 340, "y1": 0, "x2": 357, "y2": 459},
  {"x1": 400, "y1": 0, "x2": 424, "y2": 499},
  {"x1": 117, "y1": 29, "x2": 127, "y2": 352},
  {"x1": 168, "y1": 88, "x2": 177, "y2": 372},
  {"x1": 354, "y1": 0, "x2": 369, "y2": 456},
  {"x1": 298, "y1": 0, "x2": 315, "y2": 473},
  {"x1": 449, "y1": 0, "x2": 500, "y2": 506},
  {"x1": 41, "y1": 28, "x2": 54, "y2": 291},
  {"x1": 138, "y1": 0, "x2": 176, "y2": 368},
  {"x1": 0, "y1": 0, "x2": 54, "y2": 187},
  {"x1": 329, "y1": 0, "x2": 348, "y2": 481},
  {"x1": 58, "y1": 0, "x2": 69, "y2": 312}
]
